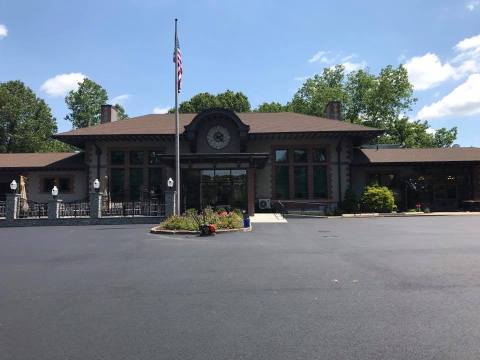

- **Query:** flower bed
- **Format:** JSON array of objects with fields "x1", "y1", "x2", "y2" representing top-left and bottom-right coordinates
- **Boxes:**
[{"x1": 158, "y1": 208, "x2": 244, "y2": 233}]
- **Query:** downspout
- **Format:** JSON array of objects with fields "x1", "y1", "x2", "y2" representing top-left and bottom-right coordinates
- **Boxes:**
[{"x1": 336, "y1": 138, "x2": 343, "y2": 206}]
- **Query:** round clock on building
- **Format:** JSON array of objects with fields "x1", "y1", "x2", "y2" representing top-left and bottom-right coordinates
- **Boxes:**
[{"x1": 206, "y1": 125, "x2": 231, "y2": 150}]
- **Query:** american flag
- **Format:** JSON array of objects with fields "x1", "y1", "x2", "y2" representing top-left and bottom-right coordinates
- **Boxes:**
[{"x1": 173, "y1": 33, "x2": 182, "y2": 93}]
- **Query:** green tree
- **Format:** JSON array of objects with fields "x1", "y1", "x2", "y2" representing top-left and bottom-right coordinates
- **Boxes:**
[
  {"x1": 175, "y1": 90, "x2": 251, "y2": 113},
  {"x1": 0, "y1": 80, "x2": 62, "y2": 153},
  {"x1": 432, "y1": 127, "x2": 458, "y2": 148},
  {"x1": 65, "y1": 78, "x2": 108, "y2": 128},
  {"x1": 254, "y1": 102, "x2": 289, "y2": 112},
  {"x1": 113, "y1": 103, "x2": 128, "y2": 120},
  {"x1": 290, "y1": 65, "x2": 457, "y2": 148}
]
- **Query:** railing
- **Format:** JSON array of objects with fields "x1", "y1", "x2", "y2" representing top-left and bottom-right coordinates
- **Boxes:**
[
  {"x1": 273, "y1": 200, "x2": 334, "y2": 216},
  {"x1": 273, "y1": 200, "x2": 286, "y2": 218},
  {"x1": 18, "y1": 199, "x2": 48, "y2": 218},
  {"x1": 59, "y1": 200, "x2": 90, "y2": 218},
  {"x1": 0, "y1": 201, "x2": 5, "y2": 218},
  {"x1": 102, "y1": 199, "x2": 165, "y2": 217}
]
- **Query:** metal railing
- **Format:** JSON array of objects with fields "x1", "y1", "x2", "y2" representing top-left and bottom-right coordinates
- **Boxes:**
[
  {"x1": 273, "y1": 200, "x2": 333, "y2": 216},
  {"x1": 0, "y1": 201, "x2": 5, "y2": 218},
  {"x1": 102, "y1": 199, "x2": 165, "y2": 217},
  {"x1": 18, "y1": 199, "x2": 48, "y2": 218},
  {"x1": 59, "y1": 200, "x2": 90, "y2": 218}
]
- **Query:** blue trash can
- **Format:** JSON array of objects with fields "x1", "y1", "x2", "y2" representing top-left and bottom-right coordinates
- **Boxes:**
[{"x1": 243, "y1": 217, "x2": 250, "y2": 228}]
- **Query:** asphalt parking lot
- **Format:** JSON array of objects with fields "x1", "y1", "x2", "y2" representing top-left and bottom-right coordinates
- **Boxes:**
[{"x1": 2, "y1": 216, "x2": 480, "y2": 359}]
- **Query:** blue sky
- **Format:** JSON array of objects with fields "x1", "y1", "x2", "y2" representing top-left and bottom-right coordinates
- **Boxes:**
[{"x1": 1, "y1": 0, "x2": 480, "y2": 145}]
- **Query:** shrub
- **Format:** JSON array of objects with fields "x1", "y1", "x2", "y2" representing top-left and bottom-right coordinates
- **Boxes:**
[
  {"x1": 342, "y1": 187, "x2": 359, "y2": 213},
  {"x1": 160, "y1": 209, "x2": 243, "y2": 231},
  {"x1": 360, "y1": 185, "x2": 395, "y2": 213}
]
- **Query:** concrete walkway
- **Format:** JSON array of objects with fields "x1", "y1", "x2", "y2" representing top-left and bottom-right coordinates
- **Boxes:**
[{"x1": 250, "y1": 213, "x2": 287, "y2": 223}]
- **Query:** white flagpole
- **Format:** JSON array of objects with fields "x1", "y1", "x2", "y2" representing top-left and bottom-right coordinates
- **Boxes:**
[{"x1": 174, "y1": 18, "x2": 181, "y2": 215}]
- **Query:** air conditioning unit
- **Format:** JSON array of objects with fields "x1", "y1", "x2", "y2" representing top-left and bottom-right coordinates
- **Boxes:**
[{"x1": 258, "y1": 199, "x2": 271, "y2": 210}]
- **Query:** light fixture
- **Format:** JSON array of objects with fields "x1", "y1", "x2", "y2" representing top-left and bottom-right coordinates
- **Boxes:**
[
  {"x1": 93, "y1": 178, "x2": 100, "y2": 192},
  {"x1": 167, "y1": 177, "x2": 174, "y2": 188},
  {"x1": 10, "y1": 180, "x2": 17, "y2": 193},
  {"x1": 51, "y1": 185, "x2": 59, "y2": 199}
]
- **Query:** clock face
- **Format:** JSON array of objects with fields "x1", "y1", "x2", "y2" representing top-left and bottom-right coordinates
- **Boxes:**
[{"x1": 206, "y1": 125, "x2": 231, "y2": 150}]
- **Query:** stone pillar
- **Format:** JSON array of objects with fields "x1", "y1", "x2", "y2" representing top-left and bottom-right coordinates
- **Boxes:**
[
  {"x1": 5, "y1": 193, "x2": 20, "y2": 221},
  {"x1": 164, "y1": 190, "x2": 176, "y2": 217},
  {"x1": 90, "y1": 192, "x2": 102, "y2": 219},
  {"x1": 48, "y1": 199, "x2": 61, "y2": 219}
]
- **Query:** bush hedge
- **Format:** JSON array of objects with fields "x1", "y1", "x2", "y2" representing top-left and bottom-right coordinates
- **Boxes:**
[
  {"x1": 160, "y1": 208, "x2": 243, "y2": 231},
  {"x1": 360, "y1": 185, "x2": 395, "y2": 213}
]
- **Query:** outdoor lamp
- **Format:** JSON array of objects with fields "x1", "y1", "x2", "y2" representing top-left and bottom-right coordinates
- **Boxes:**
[
  {"x1": 51, "y1": 185, "x2": 59, "y2": 199},
  {"x1": 10, "y1": 180, "x2": 17, "y2": 193},
  {"x1": 93, "y1": 178, "x2": 100, "y2": 192},
  {"x1": 167, "y1": 177, "x2": 174, "y2": 188}
]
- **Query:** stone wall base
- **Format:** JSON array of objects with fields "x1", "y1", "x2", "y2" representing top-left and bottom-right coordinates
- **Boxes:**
[{"x1": 0, "y1": 216, "x2": 164, "y2": 228}]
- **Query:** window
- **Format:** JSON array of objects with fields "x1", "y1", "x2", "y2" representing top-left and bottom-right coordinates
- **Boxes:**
[
  {"x1": 130, "y1": 151, "x2": 144, "y2": 165},
  {"x1": 149, "y1": 151, "x2": 163, "y2": 165},
  {"x1": 42, "y1": 178, "x2": 56, "y2": 193},
  {"x1": 313, "y1": 148, "x2": 326, "y2": 162},
  {"x1": 148, "y1": 168, "x2": 163, "y2": 197},
  {"x1": 275, "y1": 166, "x2": 290, "y2": 199},
  {"x1": 293, "y1": 149, "x2": 308, "y2": 163},
  {"x1": 108, "y1": 149, "x2": 165, "y2": 201},
  {"x1": 275, "y1": 149, "x2": 288, "y2": 163},
  {"x1": 313, "y1": 166, "x2": 327, "y2": 198},
  {"x1": 41, "y1": 177, "x2": 73, "y2": 193},
  {"x1": 111, "y1": 151, "x2": 125, "y2": 165},
  {"x1": 294, "y1": 166, "x2": 308, "y2": 198},
  {"x1": 273, "y1": 147, "x2": 328, "y2": 199},
  {"x1": 110, "y1": 169, "x2": 125, "y2": 201},
  {"x1": 58, "y1": 178, "x2": 72, "y2": 193},
  {"x1": 129, "y1": 168, "x2": 144, "y2": 201}
]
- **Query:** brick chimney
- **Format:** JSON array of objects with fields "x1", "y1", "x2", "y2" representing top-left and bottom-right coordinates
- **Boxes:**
[
  {"x1": 100, "y1": 104, "x2": 118, "y2": 124},
  {"x1": 324, "y1": 101, "x2": 342, "y2": 120}
]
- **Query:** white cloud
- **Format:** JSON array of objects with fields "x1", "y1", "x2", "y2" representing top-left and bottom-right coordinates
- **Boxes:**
[
  {"x1": 110, "y1": 94, "x2": 130, "y2": 105},
  {"x1": 405, "y1": 53, "x2": 456, "y2": 90},
  {"x1": 307, "y1": 51, "x2": 367, "y2": 74},
  {"x1": 466, "y1": 0, "x2": 480, "y2": 11},
  {"x1": 40, "y1": 73, "x2": 87, "y2": 97},
  {"x1": 308, "y1": 51, "x2": 330, "y2": 64},
  {"x1": 0, "y1": 24, "x2": 7, "y2": 39},
  {"x1": 153, "y1": 106, "x2": 170, "y2": 114},
  {"x1": 341, "y1": 60, "x2": 367, "y2": 73},
  {"x1": 405, "y1": 34, "x2": 480, "y2": 91},
  {"x1": 417, "y1": 74, "x2": 480, "y2": 120},
  {"x1": 456, "y1": 34, "x2": 480, "y2": 51},
  {"x1": 426, "y1": 127, "x2": 436, "y2": 135}
]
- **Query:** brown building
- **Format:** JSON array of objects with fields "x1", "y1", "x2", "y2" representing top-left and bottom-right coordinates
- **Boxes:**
[{"x1": 1, "y1": 104, "x2": 479, "y2": 214}]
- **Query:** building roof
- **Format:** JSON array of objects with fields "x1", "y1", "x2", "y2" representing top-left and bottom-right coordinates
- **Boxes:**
[
  {"x1": 0, "y1": 152, "x2": 85, "y2": 170},
  {"x1": 54, "y1": 112, "x2": 381, "y2": 139},
  {"x1": 354, "y1": 147, "x2": 480, "y2": 164}
]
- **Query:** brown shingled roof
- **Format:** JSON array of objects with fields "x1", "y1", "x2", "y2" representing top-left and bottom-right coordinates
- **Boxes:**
[
  {"x1": 54, "y1": 112, "x2": 381, "y2": 138},
  {"x1": 0, "y1": 152, "x2": 85, "y2": 170},
  {"x1": 354, "y1": 148, "x2": 480, "y2": 164}
]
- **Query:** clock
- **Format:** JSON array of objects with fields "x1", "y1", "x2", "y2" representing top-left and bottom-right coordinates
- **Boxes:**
[{"x1": 206, "y1": 125, "x2": 231, "y2": 150}]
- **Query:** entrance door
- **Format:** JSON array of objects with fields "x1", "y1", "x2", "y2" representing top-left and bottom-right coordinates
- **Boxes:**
[{"x1": 182, "y1": 169, "x2": 247, "y2": 211}]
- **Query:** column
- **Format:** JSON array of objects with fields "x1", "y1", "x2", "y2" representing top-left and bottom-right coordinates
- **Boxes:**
[
  {"x1": 5, "y1": 193, "x2": 20, "y2": 221},
  {"x1": 48, "y1": 199, "x2": 62, "y2": 219},
  {"x1": 164, "y1": 190, "x2": 176, "y2": 217},
  {"x1": 90, "y1": 192, "x2": 103, "y2": 219}
]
